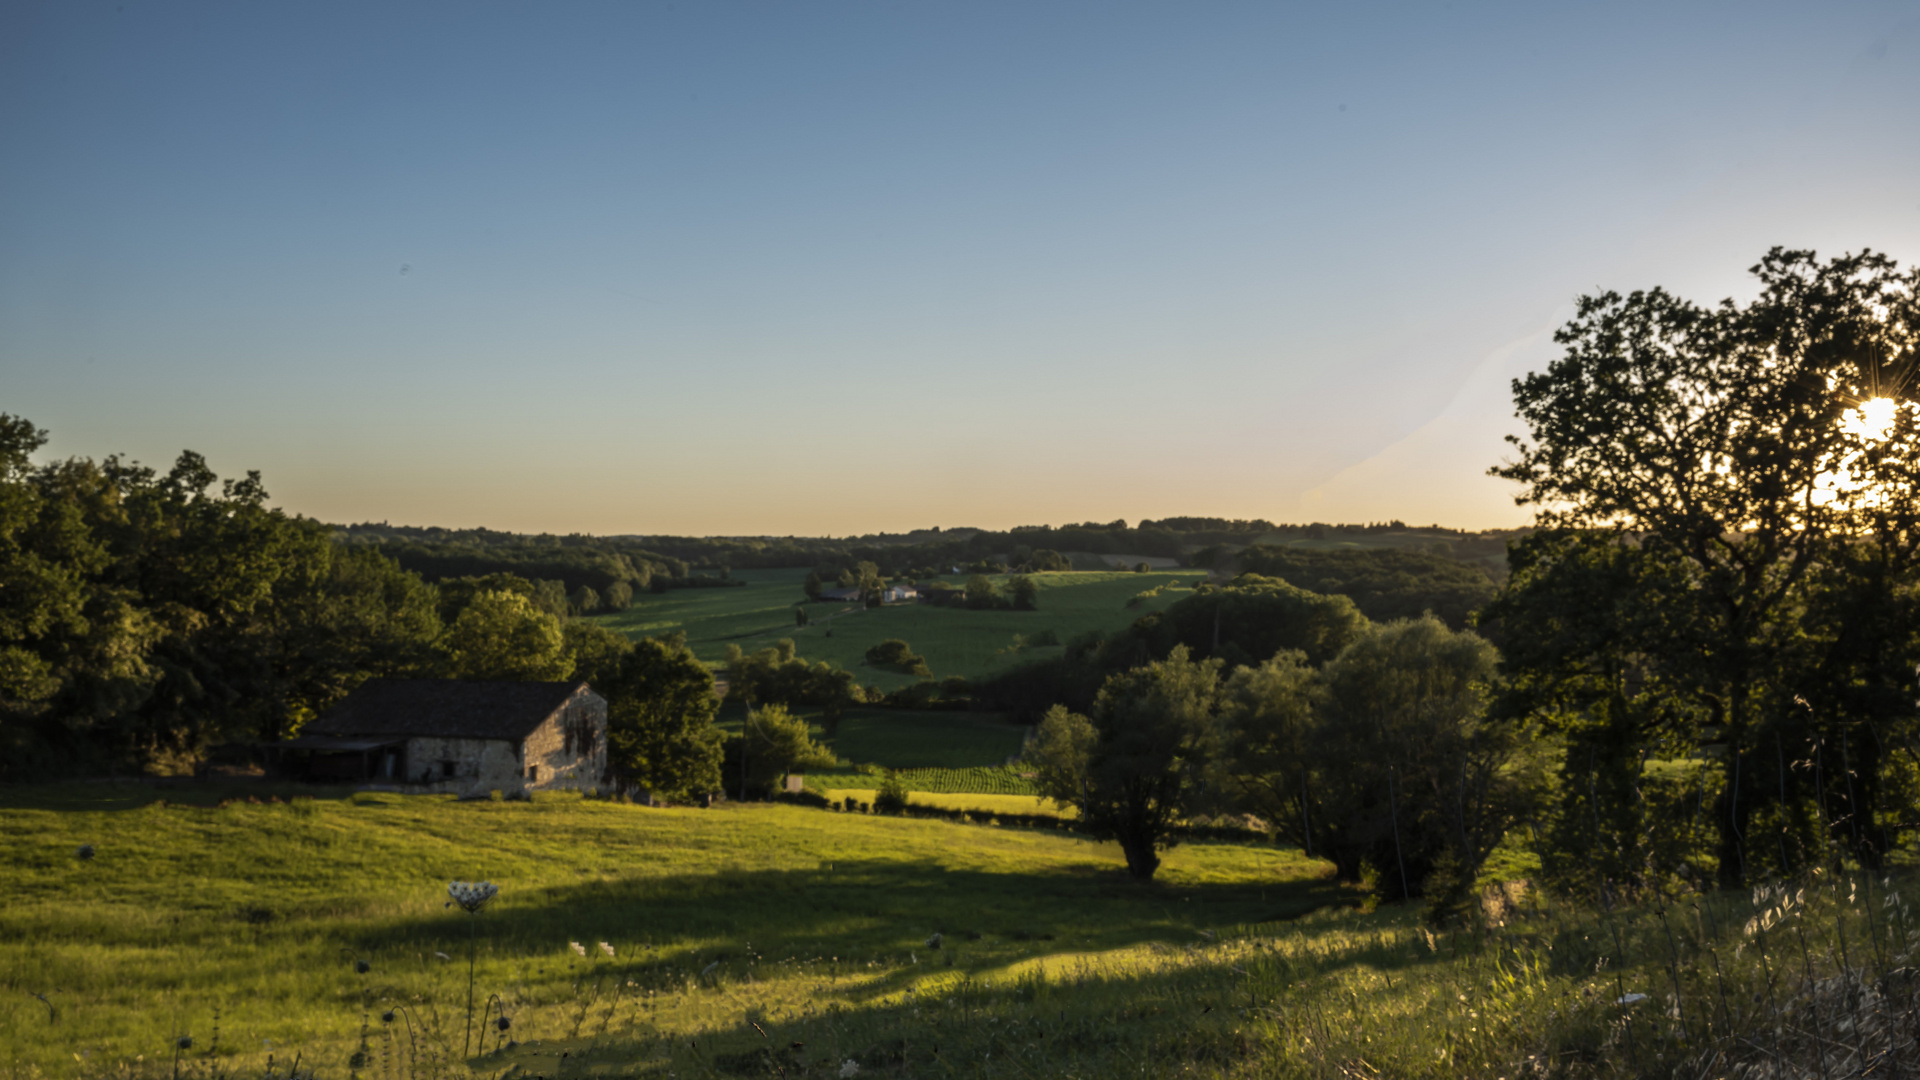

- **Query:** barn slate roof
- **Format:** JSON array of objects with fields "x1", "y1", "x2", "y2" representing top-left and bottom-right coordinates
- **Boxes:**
[{"x1": 305, "y1": 679, "x2": 595, "y2": 741}]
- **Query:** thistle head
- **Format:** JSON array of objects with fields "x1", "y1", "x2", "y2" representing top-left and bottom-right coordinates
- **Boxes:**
[
  {"x1": 495, "y1": 1015, "x2": 511, "y2": 1032},
  {"x1": 354, "y1": 959, "x2": 371, "y2": 975},
  {"x1": 381, "y1": 1010, "x2": 396, "y2": 1024},
  {"x1": 175, "y1": 1036, "x2": 193, "y2": 1051},
  {"x1": 76, "y1": 844, "x2": 95, "y2": 860}
]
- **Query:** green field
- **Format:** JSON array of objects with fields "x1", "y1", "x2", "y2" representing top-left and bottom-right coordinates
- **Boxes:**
[
  {"x1": 3, "y1": 782, "x2": 1904, "y2": 1078},
  {"x1": 591, "y1": 569, "x2": 1208, "y2": 689},
  {"x1": 818, "y1": 790, "x2": 1063, "y2": 817},
  {"x1": 0, "y1": 783, "x2": 1336, "y2": 1078},
  {"x1": 715, "y1": 704, "x2": 1028, "y2": 775},
  {"x1": 807, "y1": 765, "x2": 1037, "y2": 797}
]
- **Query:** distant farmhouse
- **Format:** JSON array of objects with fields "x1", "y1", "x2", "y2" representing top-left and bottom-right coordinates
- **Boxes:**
[
  {"x1": 275, "y1": 679, "x2": 608, "y2": 794},
  {"x1": 818, "y1": 586, "x2": 862, "y2": 602},
  {"x1": 883, "y1": 583, "x2": 918, "y2": 604}
]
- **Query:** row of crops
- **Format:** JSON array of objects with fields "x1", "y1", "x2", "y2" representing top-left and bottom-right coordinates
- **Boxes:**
[{"x1": 800, "y1": 764, "x2": 1038, "y2": 795}]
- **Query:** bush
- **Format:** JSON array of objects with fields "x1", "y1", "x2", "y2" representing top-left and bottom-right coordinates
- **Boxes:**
[
  {"x1": 864, "y1": 639, "x2": 931, "y2": 676},
  {"x1": 880, "y1": 680, "x2": 939, "y2": 709},
  {"x1": 775, "y1": 789, "x2": 830, "y2": 809},
  {"x1": 873, "y1": 771, "x2": 910, "y2": 815}
]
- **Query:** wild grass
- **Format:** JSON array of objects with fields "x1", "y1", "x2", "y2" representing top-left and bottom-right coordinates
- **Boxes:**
[{"x1": 9, "y1": 782, "x2": 1918, "y2": 1079}]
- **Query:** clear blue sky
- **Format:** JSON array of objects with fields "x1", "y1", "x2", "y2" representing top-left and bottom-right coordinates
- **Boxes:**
[{"x1": 4, "y1": 1, "x2": 1918, "y2": 534}]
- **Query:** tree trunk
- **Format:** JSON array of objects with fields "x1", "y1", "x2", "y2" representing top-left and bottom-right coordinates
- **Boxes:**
[
  {"x1": 1715, "y1": 743, "x2": 1752, "y2": 889},
  {"x1": 1119, "y1": 832, "x2": 1160, "y2": 880}
]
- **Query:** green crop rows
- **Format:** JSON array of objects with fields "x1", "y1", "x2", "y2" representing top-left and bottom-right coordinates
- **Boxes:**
[{"x1": 802, "y1": 764, "x2": 1036, "y2": 795}]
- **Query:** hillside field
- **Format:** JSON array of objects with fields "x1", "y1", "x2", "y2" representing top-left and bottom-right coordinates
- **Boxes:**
[
  {"x1": 1, "y1": 782, "x2": 1336, "y2": 1078},
  {"x1": 591, "y1": 569, "x2": 1207, "y2": 689},
  {"x1": 4, "y1": 783, "x2": 1907, "y2": 1078}
]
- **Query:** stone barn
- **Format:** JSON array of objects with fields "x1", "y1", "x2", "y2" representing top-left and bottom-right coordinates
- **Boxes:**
[{"x1": 278, "y1": 679, "x2": 608, "y2": 794}]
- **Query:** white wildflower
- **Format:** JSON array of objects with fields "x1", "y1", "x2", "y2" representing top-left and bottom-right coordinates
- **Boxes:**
[
  {"x1": 570, "y1": 941, "x2": 587, "y2": 957},
  {"x1": 924, "y1": 932, "x2": 942, "y2": 949},
  {"x1": 1616, "y1": 993, "x2": 1649, "y2": 1006},
  {"x1": 839, "y1": 1060, "x2": 860, "y2": 1078},
  {"x1": 598, "y1": 941, "x2": 615, "y2": 958},
  {"x1": 434, "y1": 951, "x2": 451, "y2": 961},
  {"x1": 448, "y1": 880, "x2": 498, "y2": 914}
]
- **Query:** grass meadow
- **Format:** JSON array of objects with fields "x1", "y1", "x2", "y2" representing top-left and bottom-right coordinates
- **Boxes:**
[
  {"x1": 591, "y1": 570, "x2": 1207, "y2": 690},
  {"x1": 8, "y1": 783, "x2": 1920, "y2": 1079}
]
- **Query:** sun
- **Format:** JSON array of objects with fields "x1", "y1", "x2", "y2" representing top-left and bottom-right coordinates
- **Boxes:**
[{"x1": 1843, "y1": 397, "x2": 1899, "y2": 443}]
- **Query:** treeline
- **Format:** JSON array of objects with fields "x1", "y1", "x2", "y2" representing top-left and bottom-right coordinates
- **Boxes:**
[
  {"x1": 336, "y1": 523, "x2": 690, "y2": 596},
  {"x1": 1221, "y1": 545, "x2": 1496, "y2": 629},
  {"x1": 437, "y1": 518, "x2": 1504, "y2": 576}
]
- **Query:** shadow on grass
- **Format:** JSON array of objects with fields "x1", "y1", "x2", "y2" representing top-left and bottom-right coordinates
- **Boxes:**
[
  {"x1": 351, "y1": 855, "x2": 1373, "y2": 994},
  {"x1": 0, "y1": 778, "x2": 367, "y2": 812},
  {"x1": 459, "y1": 895, "x2": 1464, "y2": 1079}
]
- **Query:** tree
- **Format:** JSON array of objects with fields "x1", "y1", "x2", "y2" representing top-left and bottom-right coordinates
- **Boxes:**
[
  {"x1": 601, "y1": 636, "x2": 724, "y2": 802},
  {"x1": 529, "y1": 578, "x2": 570, "y2": 619},
  {"x1": 1032, "y1": 646, "x2": 1224, "y2": 881},
  {"x1": 1029, "y1": 704, "x2": 1099, "y2": 813},
  {"x1": 840, "y1": 561, "x2": 883, "y2": 605},
  {"x1": 734, "y1": 703, "x2": 837, "y2": 799},
  {"x1": 604, "y1": 580, "x2": 634, "y2": 611},
  {"x1": 268, "y1": 544, "x2": 445, "y2": 738},
  {"x1": 803, "y1": 570, "x2": 825, "y2": 602},
  {"x1": 1007, "y1": 575, "x2": 1039, "y2": 611},
  {"x1": 1492, "y1": 247, "x2": 1920, "y2": 885},
  {"x1": 873, "y1": 770, "x2": 910, "y2": 814},
  {"x1": 1147, "y1": 574, "x2": 1369, "y2": 668},
  {"x1": 964, "y1": 574, "x2": 999, "y2": 609},
  {"x1": 724, "y1": 640, "x2": 862, "y2": 727},
  {"x1": 1478, "y1": 531, "x2": 1706, "y2": 895},
  {"x1": 568, "y1": 585, "x2": 601, "y2": 616},
  {"x1": 1213, "y1": 650, "x2": 1323, "y2": 855},
  {"x1": 442, "y1": 591, "x2": 571, "y2": 681},
  {"x1": 561, "y1": 620, "x2": 634, "y2": 689},
  {"x1": 1309, "y1": 618, "x2": 1533, "y2": 911},
  {"x1": 864, "y1": 638, "x2": 930, "y2": 676}
]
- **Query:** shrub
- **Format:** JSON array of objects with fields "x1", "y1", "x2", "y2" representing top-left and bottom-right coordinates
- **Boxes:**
[
  {"x1": 864, "y1": 639, "x2": 931, "y2": 676},
  {"x1": 873, "y1": 772, "x2": 910, "y2": 815}
]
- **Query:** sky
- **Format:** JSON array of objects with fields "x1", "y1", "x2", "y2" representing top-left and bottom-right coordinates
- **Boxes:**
[{"x1": 3, "y1": 1, "x2": 1918, "y2": 536}]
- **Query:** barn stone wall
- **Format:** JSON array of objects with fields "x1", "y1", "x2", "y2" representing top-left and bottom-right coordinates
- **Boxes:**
[
  {"x1": 403, "y1": 736, "x2": 524, "y2": 793},
  {"x1": 522, "y1": 689, "x2": 608, "y2": 791}
]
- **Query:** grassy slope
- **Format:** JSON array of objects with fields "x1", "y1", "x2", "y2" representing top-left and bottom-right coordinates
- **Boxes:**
[
  {"x1": 0, "y1": 783, "x2": 1333, "y2": 1076},
  {"x1": 5, "y1": 784, "x2": 1907, "y2": 1078},
  {"x1": 590, "y1": 569, "x2": 1207, "y2": 689}
]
